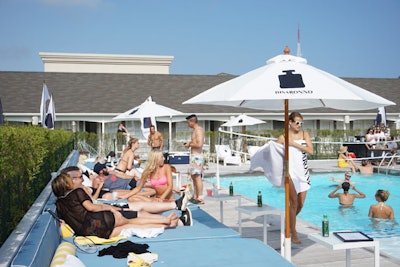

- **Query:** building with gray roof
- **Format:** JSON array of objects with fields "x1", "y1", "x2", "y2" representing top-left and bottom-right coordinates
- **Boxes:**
[{"x1": 1, "y1": 53, "x2": 399, "y2": 151}]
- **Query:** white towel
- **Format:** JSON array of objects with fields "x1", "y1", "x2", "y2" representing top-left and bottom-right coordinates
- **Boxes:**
[
  {"x1": 250, "y1": 142, "x2": 284, "y2": 187},
  {"x1": 120, "y1": 227, "x2": 164, "y2": 238},
  {"x1": 250, "y1": 141, "x2": 310, "y2": 193},
  {"x1": 289, "y1": 140, "x2": 311, "y2": 193}
]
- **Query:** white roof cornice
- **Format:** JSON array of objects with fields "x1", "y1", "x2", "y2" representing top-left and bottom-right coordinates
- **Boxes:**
[{"x1": 39, "y1": 52, "x2": 174, "y2": 74}]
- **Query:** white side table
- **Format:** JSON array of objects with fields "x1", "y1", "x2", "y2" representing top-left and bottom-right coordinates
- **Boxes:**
[
  {"x1": 204, "y1": 194, "x2": 241, "y2": 224},
  {"x1": 236, "y1": 205, "x2": 284, "y2": 255},
  {"x1": 308, "y1": 232, "x2": 380, "y2": 267}
]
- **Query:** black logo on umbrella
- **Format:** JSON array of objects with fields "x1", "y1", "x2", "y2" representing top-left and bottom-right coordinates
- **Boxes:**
[{"x1": 279, "y1": 70, "x2": 305, "y2": 88}]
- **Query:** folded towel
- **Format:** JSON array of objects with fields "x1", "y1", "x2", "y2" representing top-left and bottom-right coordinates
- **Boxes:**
[
  {"x1": 74, "y1": 235, "x2": 127, "y2": 245},
  {"x1": 120, "y1": 227, "x2": 164, "y2": 238}
]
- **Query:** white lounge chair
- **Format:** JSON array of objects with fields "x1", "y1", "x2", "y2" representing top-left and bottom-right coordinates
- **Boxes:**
[{"x1": 215, "y1": 145, "x2": 241, "y2": 166}]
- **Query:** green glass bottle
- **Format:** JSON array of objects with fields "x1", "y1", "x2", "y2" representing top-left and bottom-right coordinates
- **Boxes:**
[
  {"x1": 257, "y1": 191, "x2": 262, "y2": 207},
  {"x1": 229, "y1": 182, "x2": 234, "y2": 196},
  {"x1": 322, "y1": 214, "x2": 329, "y2": 237}
]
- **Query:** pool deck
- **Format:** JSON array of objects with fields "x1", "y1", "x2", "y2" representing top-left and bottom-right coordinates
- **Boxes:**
[{"x1": 174, "y1": 160, "x2": 400, "y2": 267}]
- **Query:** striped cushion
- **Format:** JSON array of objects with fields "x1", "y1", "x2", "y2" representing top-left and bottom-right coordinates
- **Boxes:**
[{"x1": 49, "y1": 242, "x2": 76, "y2": 267}]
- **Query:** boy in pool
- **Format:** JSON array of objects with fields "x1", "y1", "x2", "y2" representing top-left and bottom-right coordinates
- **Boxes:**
[{"x1": 328, "y1": 182, "x2": 365, "y2": 205}]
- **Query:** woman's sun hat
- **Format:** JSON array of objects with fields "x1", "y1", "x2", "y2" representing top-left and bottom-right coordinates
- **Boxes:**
[{"x1": 338, "y1": 146, "x2": 348, "y2": 154}]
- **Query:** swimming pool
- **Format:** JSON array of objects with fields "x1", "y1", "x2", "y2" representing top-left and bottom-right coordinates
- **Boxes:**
[{"x1": 205, "y1": 172, "x2": 400, "y2": 259}]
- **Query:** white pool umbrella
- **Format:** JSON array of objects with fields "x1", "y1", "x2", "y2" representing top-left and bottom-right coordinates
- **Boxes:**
[
  {"x1": 183, "y1": 46, "x2": 395, "y2": 261},
  {"x1": 221, "y1": 114, "x2": 266, "y2": 154},
  {"x1": 221, "y1": 114, "x2": 265, "y2": 127},
  {"x1": 113, "y1": 97, "x2": 183, "y2": 120},
  {"x1": 113, "y1": 96, "x2": 183, "y2": 148},
  {"x1": 184, "y1": 53, "x2": 393, "y2": 110}
]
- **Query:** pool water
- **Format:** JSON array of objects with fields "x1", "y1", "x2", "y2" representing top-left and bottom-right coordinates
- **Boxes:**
[{"x1": 205, "y1": 172, "x2": 400, "y2": 258}]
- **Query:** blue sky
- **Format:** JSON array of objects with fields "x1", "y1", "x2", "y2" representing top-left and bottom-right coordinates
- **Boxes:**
[{"x1": 0, "y1": 0, "x2": 399, "y2": 78}]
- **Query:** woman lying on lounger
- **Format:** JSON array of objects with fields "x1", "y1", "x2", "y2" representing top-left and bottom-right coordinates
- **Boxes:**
[
  {"x1": 62, "y1": 166, "x2": 153, "y2": 202},
  {"x1": 51, "y1": 173, "x2": 192, "y2": 239},
  {"x1": 62, "y1": 166, "x2": 191, "y2": 218}
]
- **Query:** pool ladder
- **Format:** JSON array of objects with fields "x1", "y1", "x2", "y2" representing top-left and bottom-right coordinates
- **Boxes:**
[{"x1": 377, "y1": 153, "x2": 399, "y2": 174}]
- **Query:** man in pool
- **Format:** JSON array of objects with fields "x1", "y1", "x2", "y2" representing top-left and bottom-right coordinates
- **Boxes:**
[
  {"x1": 329, "y1": 172, "x2": 355, "y2": 185},
  {"x1": 328, "y1": 182, "x2": 366, "y2": 205},
  {"x1": 355, "y1": 160, "x2": 373, "y2": 175}
]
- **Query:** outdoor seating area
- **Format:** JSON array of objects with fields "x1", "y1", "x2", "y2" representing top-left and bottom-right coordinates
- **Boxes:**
[
  {"x1": 4, "y1": 148, "x2": 293, "y2": 267},
  {"x1": 74, "y1": 207, "x2": 294, "y2": 267},
  {"x1": 4, "y1": 151, "x2": 400, "y2": 267},
  {"x1": 10, "y1": 201, "x2": 294, "y2": 267}
]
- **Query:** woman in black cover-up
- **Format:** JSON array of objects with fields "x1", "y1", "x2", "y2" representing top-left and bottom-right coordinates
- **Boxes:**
[{"x1": 52, "y1": 173, "x2": 180, "y2": 238}]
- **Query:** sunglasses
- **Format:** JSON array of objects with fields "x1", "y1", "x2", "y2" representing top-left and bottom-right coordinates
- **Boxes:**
[{"x1": 294, "y1": 121, "x2": 303, "y2": 126}]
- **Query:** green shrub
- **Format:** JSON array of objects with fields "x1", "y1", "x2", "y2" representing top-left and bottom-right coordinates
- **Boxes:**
[{"x1": 0, "y1": 126, "x2": 73, "y2": 246}]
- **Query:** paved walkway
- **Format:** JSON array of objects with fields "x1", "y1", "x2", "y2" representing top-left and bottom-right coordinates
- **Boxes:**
[{"x1": 174, "y1": 161, "x2": 400, "y2": 267}]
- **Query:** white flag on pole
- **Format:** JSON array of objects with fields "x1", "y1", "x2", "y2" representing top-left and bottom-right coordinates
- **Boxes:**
[
  {"x1": 141, "y1": 117, "x2": 155, "y2": 139},
  {"x1": 45, "y1": 94, "x2": 56, "y2": 129},
  {"x1": 376, "y1": 107, "x2": 386, "y2": 126},
  {"x1": 140, "y1": 96, "x2": 156, "y2": 139},
  {"x1": 40, "y1": 82, "x2": 50, "y2": 127}
]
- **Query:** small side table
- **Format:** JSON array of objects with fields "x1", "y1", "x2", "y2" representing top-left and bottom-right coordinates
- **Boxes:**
[
  {"x1": 236, "y1": 205, "x2": 284, "y2": 255},
  {"x1": 308, "y1": 232, "x2": 380, "y2": 267},
  {"x1": 204, "y1": 194, "x2": 241, "y2": 224}
]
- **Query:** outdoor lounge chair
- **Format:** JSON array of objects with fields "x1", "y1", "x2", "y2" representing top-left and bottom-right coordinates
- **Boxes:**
[{"x1": 215, "y1": 145, "x2": 241, "y2": 166}]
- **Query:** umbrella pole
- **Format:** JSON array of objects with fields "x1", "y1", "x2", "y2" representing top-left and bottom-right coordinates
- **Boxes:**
[
  {"x1": 169, "y1": 116, "x2": 172, "y2": 151},
  {"x1": 284, "y1": 99, "x2": 292, "y2": 261},
  {"x1": 216, "y1": 128, "x2": 221, "y2": 189},
  {"x1": 242, "y1": 125, "x2": 247, "y2": 158}
]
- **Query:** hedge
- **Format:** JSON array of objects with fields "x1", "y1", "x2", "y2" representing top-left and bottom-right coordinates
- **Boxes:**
[{"x1": 0, "y1": 126, "x2": 74, "y2": 246}]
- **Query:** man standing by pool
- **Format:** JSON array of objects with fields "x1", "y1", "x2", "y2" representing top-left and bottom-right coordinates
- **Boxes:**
[
  {"x1": 328, "y1": 182, "x2": 366, "y2": 205},
  {"x1": 147, "y1": 125, "x2": 164, "y2": 151},
  {"x1": 184, "y1": 114, "x2": 205, "y2": 204}
]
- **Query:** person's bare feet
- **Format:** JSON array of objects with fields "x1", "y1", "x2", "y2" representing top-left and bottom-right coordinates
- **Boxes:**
[
  {"x1": 168, "y1": 212, "x2": 179, "y2": 227},
  {"x1": 291, "y1": 235, "x2": 302, "y2": 244}
]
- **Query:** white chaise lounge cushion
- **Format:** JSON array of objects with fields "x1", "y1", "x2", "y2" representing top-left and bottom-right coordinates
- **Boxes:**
[{"x1": 215, "y1": 145, "x2": 241, "y2": 166}]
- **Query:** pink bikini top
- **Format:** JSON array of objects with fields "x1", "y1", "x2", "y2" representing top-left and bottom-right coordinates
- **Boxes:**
[{"x1": 150, "y1": 174, "x2": 168, "y2": 188}]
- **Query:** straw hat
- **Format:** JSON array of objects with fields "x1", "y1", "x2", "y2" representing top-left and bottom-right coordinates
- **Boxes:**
[{"x1": 338, "y1": 146, "x2": 348, "y2": 154}]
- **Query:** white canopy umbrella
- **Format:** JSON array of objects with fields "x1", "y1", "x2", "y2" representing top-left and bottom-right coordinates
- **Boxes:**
[
  {"x1": 221, "y1": 114, "x2": 265, "y2": 127},
  {"x1": 184, "y1": 53, "x2": 393, "y2": 110},
  {"x1": 183, "y1": 46, "x2": 395, "y2": 261},
  {"x1": 113, "y1": 96, "x2": 183, "y2": 150},
  {"x1": 221, "y1": 114, "x2": 266, "y2": 160},
  {"x1": 113, "y1": 97, "x2": 183, "y2": 120}
]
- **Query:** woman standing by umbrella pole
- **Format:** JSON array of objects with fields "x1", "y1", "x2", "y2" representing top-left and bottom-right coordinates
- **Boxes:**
[{"x1": 277, "y1": 111, "x2": 314, "y2": 244}]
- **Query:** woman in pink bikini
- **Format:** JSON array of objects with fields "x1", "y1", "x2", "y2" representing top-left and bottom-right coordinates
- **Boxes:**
[{"x1": 120, "y1": 150, "x2": 175, "y2": 202}]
